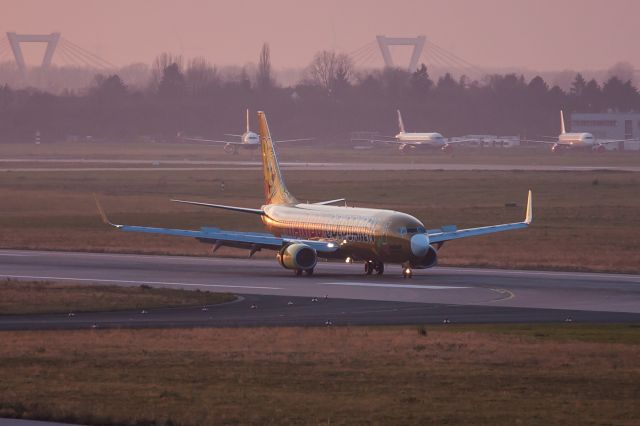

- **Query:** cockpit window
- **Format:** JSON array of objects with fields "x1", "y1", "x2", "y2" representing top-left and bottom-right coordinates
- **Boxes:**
[
  {"x1": 406, "y1": 226, "x2": 426, "y2": 234},
  {"x1": 399, "y1": 227, "x2": 407, "y2": 235}
]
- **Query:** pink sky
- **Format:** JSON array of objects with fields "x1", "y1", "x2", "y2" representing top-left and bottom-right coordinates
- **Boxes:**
[{"x1": 4, "y1": 0, "x2": 639, "y2": 70}]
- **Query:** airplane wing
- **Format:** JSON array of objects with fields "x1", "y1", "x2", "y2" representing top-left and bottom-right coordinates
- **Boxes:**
[
  {"x1": 364, "y1": 137, "x2": 400, "y2": 144},
  {"x1": 598, "y1": 139, "x2": 638, "y2": 144},
  {"x1": 179, "y1": 136, "x2": 245, "y2": 145},
  {"x1": 274, "y1": 138, "x2": 314, "y2": 143},
  {"x1": 224, "y1": 134, "x2": 244, "y2": 138},
  {"x1": 445, "y1": 139, "x2": 477, "y2": 144},
  {"x1": 94, "y1": 196, "x2": 338, "y2": 254},
  {"x1": 520, "y1": 139, "x2": 557, "y2": 145},
  {"x1": 368, "y1": 139, "x2": 428, "y2": 146},
  {"x1": 427, "y1": 191, "x2": 532, "y2": 244}
]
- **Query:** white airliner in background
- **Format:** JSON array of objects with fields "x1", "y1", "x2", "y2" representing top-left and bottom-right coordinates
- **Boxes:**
[
  {"x1": 525, "y1": 111, "x2": 633, "y2": 153},
  {"x1": 179, "y1": 109, "x2": 312, "y2": 154},
  {"x1": 374, "y1": 110, "x2": 471, "y2": 152}
]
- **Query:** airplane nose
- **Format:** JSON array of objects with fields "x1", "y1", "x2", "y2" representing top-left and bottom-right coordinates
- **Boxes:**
[{"x1": 410, "y1": 234, "x2": 430, "y2": 257}]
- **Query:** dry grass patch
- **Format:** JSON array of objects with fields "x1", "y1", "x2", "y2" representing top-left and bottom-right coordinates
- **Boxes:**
[
  {"x1": 0, "y1": 280, "x2": 234, "y2": 315},
  {"x1": 0, "y1": 325, "x2": 638, "y2": 425},
  {"x1": 3, "y1": 140, "x2": 640, "y2": 166}
]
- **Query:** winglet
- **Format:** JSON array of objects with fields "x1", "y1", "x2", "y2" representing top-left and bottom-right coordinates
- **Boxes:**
[
  {"x1": 560, "y1": 110, "x2": 566, "y2": 135},
  {"x1": 93, "y1": 194, "x2": 122, "y2": 228},
  {"x1": 524, "y1": 190, "x2": 533, "y2": 224}
]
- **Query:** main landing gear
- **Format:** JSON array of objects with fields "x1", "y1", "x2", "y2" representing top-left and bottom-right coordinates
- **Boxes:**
[
  {"x1": 294, "y1": 268, "x2": 314, "y2": 276},
  {"x1": 364, "y1": 260, "x2": 384, "y2": 275}
]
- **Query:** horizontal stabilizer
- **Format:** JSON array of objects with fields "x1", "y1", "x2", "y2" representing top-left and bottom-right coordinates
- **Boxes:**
[
  {"x1": 171, "y1": 199, "x2": 264, "y2": 215},
  {"x1": 314, "y1": 198, "x2": 346, "y2": 206},
  {"x1": 179, "y1": 136, "x2": 244, "y2": 145}
]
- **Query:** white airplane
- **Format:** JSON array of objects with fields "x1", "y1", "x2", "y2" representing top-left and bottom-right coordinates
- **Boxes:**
[
  {"x1": 372, "y1": 110, "x2": 471, "y2": 152},
  {"x1": 179, "y1": 109, "x2": 312, "y2": 154},
  {"x1": 525, "y1": 111, "x2": 632, "y2": 153}
]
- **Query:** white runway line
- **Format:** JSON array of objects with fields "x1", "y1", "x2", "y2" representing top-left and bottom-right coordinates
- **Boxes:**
[
  {"x1": 322, "y1": 282, "x2": 469, "y2": 290},
  {"x1": 0, "y1": 274, "x2": 284, "y2": 291},
  {"x1": 437, "y1": 267, "x2": 640, "y2": 283}
]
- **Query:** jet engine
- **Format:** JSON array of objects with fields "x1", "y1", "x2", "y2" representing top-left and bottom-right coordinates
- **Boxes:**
[
  {"x1": 224, "y1": 143, "x2": 237, "y2": 154},
  {"x1": 408, "y1": 234, "x2": 438, "y2": 269},
  {"x1": 277, "y1": 243, "x2": 318, "y2": 271}
]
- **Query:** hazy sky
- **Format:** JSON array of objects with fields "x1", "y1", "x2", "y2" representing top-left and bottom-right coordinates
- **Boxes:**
[{"x1": 4, "y1": 0, "x2": 639, "y2": 71}]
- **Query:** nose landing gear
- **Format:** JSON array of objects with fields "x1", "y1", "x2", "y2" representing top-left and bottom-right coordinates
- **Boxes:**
[
  {"x1": 402, "y1": 263, "x2": 413, "y2": 279},
  {"x1": 364, "y1": 260, "x2": 384, "y2": 275}
]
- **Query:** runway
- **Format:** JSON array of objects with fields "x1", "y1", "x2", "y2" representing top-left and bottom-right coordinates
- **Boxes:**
[
  {"x1": 2, "y1": 159, "x2": 639, "y2": 172},
  {"x1": 1, "y1": 250, "x2": 639, "y2": 329}
]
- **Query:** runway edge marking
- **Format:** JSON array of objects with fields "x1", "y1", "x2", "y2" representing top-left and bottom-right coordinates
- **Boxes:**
[
  {"x1": 321, "y1": 282, "x2": 470, "y2": 290},
  {"x1": 0, "y1": 274, "x2": 284, "y2": 291}
]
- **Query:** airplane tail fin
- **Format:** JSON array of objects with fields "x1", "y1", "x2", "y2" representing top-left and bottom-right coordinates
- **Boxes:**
[
  {"x1": 246, "y1": 108, "x2": 250, "y2": 133},
  {"x1": 257, "y1": 111, "x2": 297, "y2": 205},
  {"x1": 397, "y1": 109, "x2": 406, "y2": 133},
  {"x1": 560, "y1": 110, "x2": 566, "y2": 134}
]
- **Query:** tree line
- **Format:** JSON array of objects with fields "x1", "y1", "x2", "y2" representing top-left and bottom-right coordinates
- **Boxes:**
[{"x1": 1, "y1": 44, "x2": 639, "y2": 143}]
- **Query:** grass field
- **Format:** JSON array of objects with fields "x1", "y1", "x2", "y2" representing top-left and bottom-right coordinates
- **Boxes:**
[
  {"x1": 0, "y1": 325, "x2": 638, "y2": 425},
  {"x1": 0, "y1": 280, "x2": 234, "y2": 315},
  {"x1": 3, "y1": 140, "x2": 640, "y2": 166},
  {"x1": 1, "y1": 166, "x2": 639, "y2": 273}
]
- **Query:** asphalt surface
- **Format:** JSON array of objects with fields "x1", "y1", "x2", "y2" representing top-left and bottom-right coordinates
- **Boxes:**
[
  {"x1": 1, "y1": 250, "x2": 639, "y2": 329},
  {"x1": 2, "y1": 159, "x2": 639, "y2": 172}
]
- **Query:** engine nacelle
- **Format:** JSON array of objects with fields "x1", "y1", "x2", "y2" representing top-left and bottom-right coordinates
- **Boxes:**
[
  {"x1": 224, "y1": 143, "x2": 237, "y2": 154},
  {"x1": 277, "y1": 243, "x2": 318, "y2": 270},
  {"x1": 410, "y1": 245, "x2": 438, "y2": 269}
]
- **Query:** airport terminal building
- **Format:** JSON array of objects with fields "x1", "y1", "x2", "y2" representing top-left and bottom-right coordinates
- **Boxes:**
[{"x1": 571, "y1": 112, "x2": 640, "y2": 151}]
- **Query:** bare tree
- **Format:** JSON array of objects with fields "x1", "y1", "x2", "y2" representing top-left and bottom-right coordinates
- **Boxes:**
[
  {"x1": 185, "y1": 57, "x2": 218, "y2": 96},
  {"x1": 150, "y1": 52, "x2": 183, "y2": 90},
  {"x1": 256, "y1": 43, "x2": 274, "y2": 91},
  {"x1": 304, "y1": 50, "x2": 353, "y2": 94}
]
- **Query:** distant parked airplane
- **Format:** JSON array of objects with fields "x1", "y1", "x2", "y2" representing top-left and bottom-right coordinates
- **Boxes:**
[
  {"x1": 370, "y1": 110, "x2": 472, "y2": 152},
  {"x1": 179, "y1": 109, "x2": 312, "y2": 154},
  {"x1": 97, "y1": 111, "x2": 532, "y2": 278},
  {"x1": 524, "y1": 111, "x2": 632, "y2": 153}
]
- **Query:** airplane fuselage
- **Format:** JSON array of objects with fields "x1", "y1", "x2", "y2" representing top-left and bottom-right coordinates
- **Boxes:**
[
  {"x1": 262, "y1": 203, "x2": 434, "y2": 267},
  {"x1": 242, "y1": 131, "x2": 260, "y2": 146},
  {"x1": 557, "y1": 132, "x2": 596, "y2": 147},
  {"x1": 396, "y1": 132, "x2": 446, "y2": 148}
]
